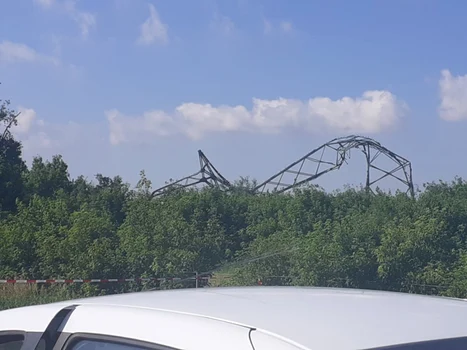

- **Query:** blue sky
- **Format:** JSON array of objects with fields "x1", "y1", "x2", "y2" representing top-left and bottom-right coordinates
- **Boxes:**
[{"x1": 1, "y1": 0, "x2": 467, "y2": 194}]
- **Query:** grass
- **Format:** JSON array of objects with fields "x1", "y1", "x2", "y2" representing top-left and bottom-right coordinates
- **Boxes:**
[
  {"x1": 0, "y1": 284, "x2": 79, "y2": 311},
  {"x1": 0, "y1": 281, "x2": 194, "y2": 311},
  {"x1": 0, "y1": 278, "x2": 246, "y2": 311}
]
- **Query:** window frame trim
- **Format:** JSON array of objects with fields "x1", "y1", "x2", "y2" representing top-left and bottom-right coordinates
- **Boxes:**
[
  {"x1": 0, "y1": 332, "x2": 25, "y2": 336},
  {"x1": 0, "y1": 331, "x2": 25, "y2": 344}
]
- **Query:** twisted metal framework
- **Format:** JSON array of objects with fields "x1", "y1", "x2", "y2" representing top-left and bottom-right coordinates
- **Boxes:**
[
  {"x1": 150, "y1": 150, "x2": 232, "y2": 198},
  {"x1": 253, "y1": 135, "x2": 414, "y2": 198},
  {"x1": 151, "y1": 135, "x2": 415, "y2": 198}
]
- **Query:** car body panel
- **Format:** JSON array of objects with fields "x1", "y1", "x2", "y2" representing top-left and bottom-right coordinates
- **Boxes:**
[
  {"x1": 60, "y1": 304, "x2": 254, "y2": 350},
  {"x1": 53, "y1": 287, "x2": 467, "y2": 350},
  {"x1": 2, "y1": 286, "x2": 467, "y2": 350},
  {"x1": 0, "y1": 304, "x2": 72, "y2": 332},
  {"x1": 249, "y1": 330, "x2": 307, "y2": 350}
]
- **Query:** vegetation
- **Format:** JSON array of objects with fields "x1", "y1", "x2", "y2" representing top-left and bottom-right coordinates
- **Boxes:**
[{"x1": 2, "y1": 95, "x2": 467, "y2": 311}]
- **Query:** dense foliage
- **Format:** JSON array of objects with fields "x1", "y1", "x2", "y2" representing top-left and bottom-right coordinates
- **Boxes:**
[{"x1": 2, "y1": 96, "x2": 467, "y2": 309}]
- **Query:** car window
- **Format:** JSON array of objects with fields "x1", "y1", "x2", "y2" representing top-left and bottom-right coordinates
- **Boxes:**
[
  {"x1": 0, "y1": 334, "x2": 24, "y2": 350},
  {"x1": 368, "y1": 336, "x2": 467, "y2": 350},
  {"x1": 69, "y1": 339, "x2": 152, "y2": 350},
  {"x1": 36, "y1": 338, "x2": 46, "y2": 350}
]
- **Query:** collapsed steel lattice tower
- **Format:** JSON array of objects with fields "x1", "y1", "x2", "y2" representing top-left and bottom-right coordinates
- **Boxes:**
[
  {"x1": 151, "y1": 150, "x2": 232, "y2": 198},
  {"x1": 253, "y1": 135, "x2": 414, "y2": 198},
  {"x1": 151, "y1": 135, "x2": 415, "y2": 198}
]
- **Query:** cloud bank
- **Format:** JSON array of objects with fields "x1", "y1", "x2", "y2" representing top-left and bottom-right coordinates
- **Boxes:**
[
  {"x1": 107, "y1": 90, "x2": 405, "y2": 145},
  {"x1": 9, "y1": 106, "x2": 89, "y2": 159},
  {"x1": 0, "y1": 41, "x2": 59, "y2": 65},
  {"x1": 10, "y1": 107, "x2": 53, "y2": 151},
  {"x1": 439, "y1": 69, "x2": 467, "y2": 121}
]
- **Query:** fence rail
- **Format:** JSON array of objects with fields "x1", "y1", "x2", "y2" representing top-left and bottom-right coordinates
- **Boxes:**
[
  {"x1": 1, "y1": 276, "x2": 463, "y2": 298},
  {"x1": 0, "y1": 276, "x2": 211, "y2": 284}
]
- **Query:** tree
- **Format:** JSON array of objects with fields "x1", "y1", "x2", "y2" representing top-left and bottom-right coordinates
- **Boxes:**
[
  {"x1": 5, "y1": 142, "x2": 467, "y2": 305},
  {"x1": 23, "y1": 155, "x2": 72, "y2": 199},
  {"x1": 0, "y1": 97, "x2": 26, "y2": 214}
]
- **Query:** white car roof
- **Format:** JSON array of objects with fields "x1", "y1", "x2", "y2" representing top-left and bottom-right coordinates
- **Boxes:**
[{"x1": 3, "y1": 286, "x2": 467, "y2": 350}]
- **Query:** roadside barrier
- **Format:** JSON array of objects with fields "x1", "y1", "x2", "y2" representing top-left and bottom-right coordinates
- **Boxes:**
[{"x1": 0, "y1": 276, "x2": 210, "y2": 284}]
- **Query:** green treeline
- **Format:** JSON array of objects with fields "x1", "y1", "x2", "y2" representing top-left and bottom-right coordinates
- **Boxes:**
[{"x1": 2, "y1": 98, "x2": 467, "y2": 305}]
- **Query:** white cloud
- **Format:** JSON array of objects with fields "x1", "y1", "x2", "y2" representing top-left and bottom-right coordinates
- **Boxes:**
[
  {"x1": 279, "y1": 21, "x2": 293, "y2": 33},
  {"x1": 4, "y1": 106, "x2": 108, "y2": 178},
  {"x1": 263, "y1": 19, "x2": 272, "y2": 34},
  {"x1": 106, "y1": 109, "x2": 175, "y2": 145},
  {"x1": 34, "y1": 0, "x2": 96, "y2": 38},
  {"x1": 9, "y1": 108, "x2": 89, "y2": 158},
  {"x1": 72, "y1": 11, "x2": 96, "y2": 38},
  {"x1": 63, "y1": 0, "x2": 96, "y2": 38},
  {"x1": 438, "y1": 69, "x2": 467, "y2": 121},
  {"x1": 34, "y1": 0, "x2": 54, "y2": 7},
  {"x1": 263, "y1": 18, "x2": 294, "y2": 35},
  {"x1": 0, "y1": 41, "x2": 59, "y2": 65},
  {"x1": 14, "y1": 107, "x2": 38, "y2": 134},
  {"x1": 210, "y1": 13, "x2": 236, "y2": 36},
  {"x1": 137, "y1": 4, "x2": 168, "y2": 45},
  {"x1": 308, "y1": 91, "x2": 403, "y2": 133},
  {"x1": 8, "y1": 107, "x2": 53, "y2": 151},
  {"x1": 114, "y1": 0, "x2": 132, "y2": 11},
  {"x1": 21, "y1": 131, "x2": 55, "y2": 151},
  {"x1": 106, "y1": 90, "x2": 405, "y2": 145}
]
